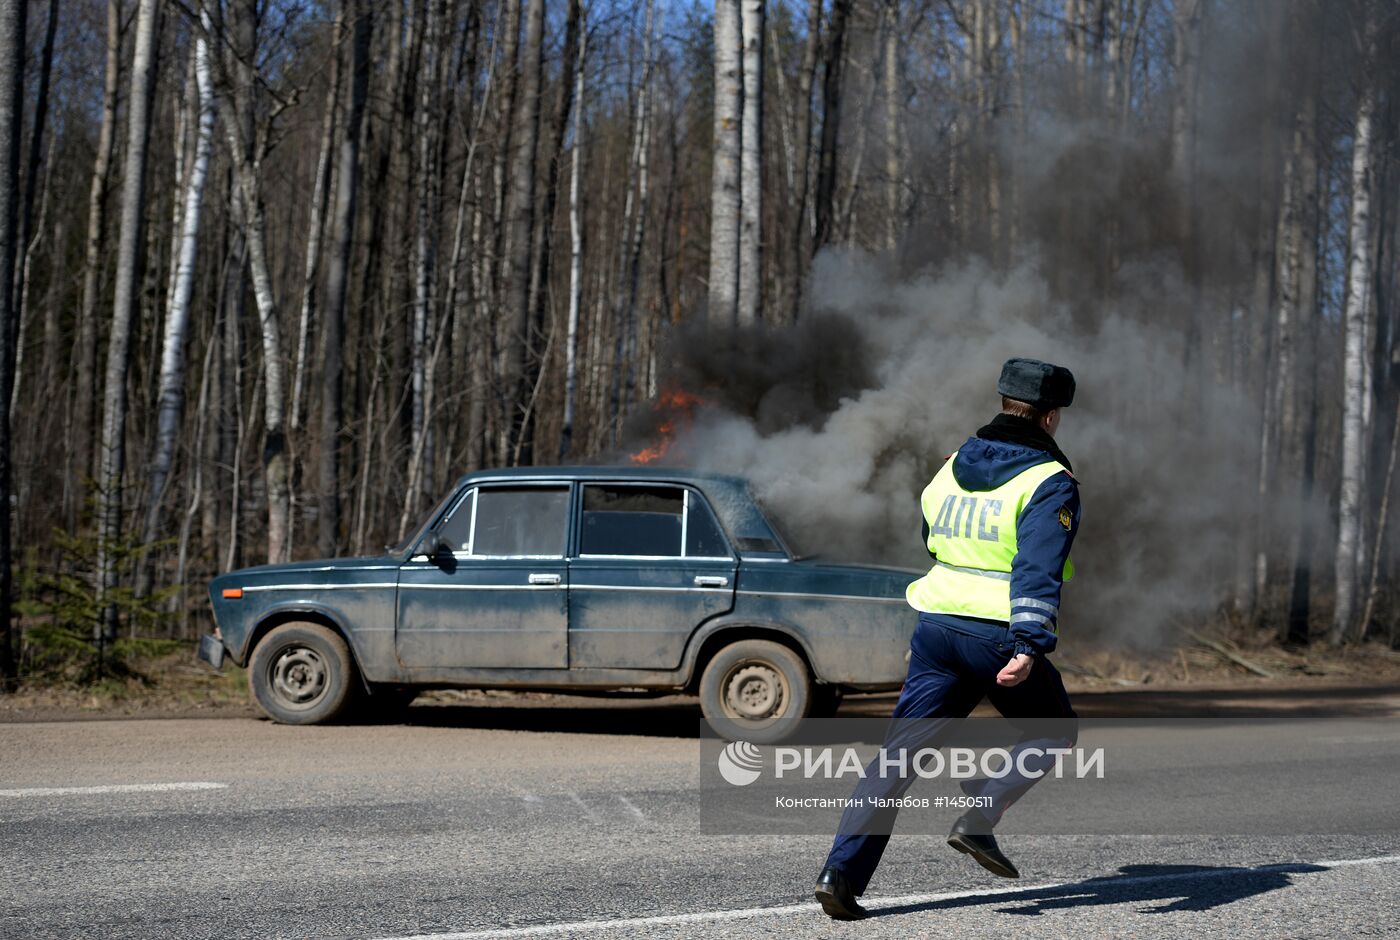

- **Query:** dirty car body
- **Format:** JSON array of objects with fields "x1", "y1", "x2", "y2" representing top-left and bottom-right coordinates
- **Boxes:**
[{"x1": 202, "y1": 467, "x2": 914, "y2": 739}]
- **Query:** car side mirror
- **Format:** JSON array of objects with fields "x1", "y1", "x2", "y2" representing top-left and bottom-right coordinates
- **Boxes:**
[{"x1": 419, "y1": 532, "x2": 447, "y2": 560}]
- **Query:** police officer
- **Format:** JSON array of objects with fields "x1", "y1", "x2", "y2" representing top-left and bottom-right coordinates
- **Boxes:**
[{"x1": 814, "y1": 357, "x2": 1082, "y2": 921}]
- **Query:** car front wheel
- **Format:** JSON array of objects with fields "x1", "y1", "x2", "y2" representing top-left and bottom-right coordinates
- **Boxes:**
[
  {"x1": 699, "y1": 639, "x2": 812, "y2": 744},
  {"x1": 248, "y1": 622, "x2": 360, "y2": 724}
]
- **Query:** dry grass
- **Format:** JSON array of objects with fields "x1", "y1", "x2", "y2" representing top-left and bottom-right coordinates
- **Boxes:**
[{"x1": 3, "y1": 631, "x2": 1399, "y2": 721}]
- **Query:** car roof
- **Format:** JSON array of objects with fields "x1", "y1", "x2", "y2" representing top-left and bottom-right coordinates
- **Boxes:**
[{"x1": 453, "y1": 465, "x2": 750, "y2": 489}]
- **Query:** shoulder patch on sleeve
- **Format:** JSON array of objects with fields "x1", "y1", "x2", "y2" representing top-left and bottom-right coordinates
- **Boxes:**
[{"x1": 1057, "y1": 505, "x2": 1073, "y2": 531}]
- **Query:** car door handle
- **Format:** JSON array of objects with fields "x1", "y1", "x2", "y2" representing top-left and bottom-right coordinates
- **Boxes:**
[
  {"x1": 693, "y1": 575, "x2": 729, "y2": 588},
  {"x1": 528, "y1": 573, "x2": 562, "y2": 586}
]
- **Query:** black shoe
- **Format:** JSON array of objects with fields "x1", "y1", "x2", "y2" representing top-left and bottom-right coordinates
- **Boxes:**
[
  {"x1": 814, "y1": 866, "x2": 868, "y2": 920},
  {"x1": 947, "y1": 812, "x2": 1019, "y2": 879}
]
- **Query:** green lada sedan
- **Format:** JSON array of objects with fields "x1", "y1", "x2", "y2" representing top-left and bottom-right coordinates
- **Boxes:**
[{"x1": 199, "y1": 467, "x2": 915, "y2": 742}]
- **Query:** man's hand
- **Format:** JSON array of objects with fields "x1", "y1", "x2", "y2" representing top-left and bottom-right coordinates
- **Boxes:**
[{"x1": 996, "y1": 653, "x2": 1034, "y2": 687}]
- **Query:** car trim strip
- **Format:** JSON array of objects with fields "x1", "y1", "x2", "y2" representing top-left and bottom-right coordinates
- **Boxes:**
[
  {"x1": 736, "y1": 590, "x2": 907, "y2": 604},
  {"x1": 240, "y1": 583, "x2": 399, "y2": 592},
  {"x1": 398, "y1": 583, "x2": 564, "y2": 591},
  {"x1": 575, "y1": 553, "x2": 735, "y2": 562},
  {"x1": 571, "y1": 584, "x2": 731, "y2": 594}
]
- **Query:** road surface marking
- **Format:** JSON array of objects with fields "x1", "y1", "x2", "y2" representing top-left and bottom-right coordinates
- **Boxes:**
[
  {"x1": 0, "y1": 782, "x2": 228, "y2": 797},
  {"x1": 565, "y1": 792, "x2": 600, "y2": 823},
  {"x1": 617, "y1": 795, "x2": 647, "y2": 823},
  {"x1": 372, "y1": 852, "x2": 1400, "y2": 940}
]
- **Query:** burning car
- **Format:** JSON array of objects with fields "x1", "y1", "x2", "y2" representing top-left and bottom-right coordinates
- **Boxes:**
[{"x1": 199, "y1": 467, "x2": 915, "y2": 742}]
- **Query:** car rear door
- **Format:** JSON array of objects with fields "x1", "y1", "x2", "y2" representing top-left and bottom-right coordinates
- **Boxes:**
[
  {"x1": 396, "y1": 483, "x2": 571, "y2": 669},
  {"x1": 567, "y1": 483, "x2": 736, "y2": 670}
]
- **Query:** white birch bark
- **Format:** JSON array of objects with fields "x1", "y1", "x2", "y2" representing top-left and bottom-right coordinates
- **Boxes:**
[
  {"x1": 95, "y1": 0, "x2": 159, "y2": 641},
  {"x1": 1331, "y1": 14, "x2": 1378, "y2": 644},
  {"x1": 73, "y1": 0, "x2": 121, "y2": 489},
  {"x1": 560, "y1": 24, "x2": 587, "y2": 461},
  {"x1": 141, "y1": 34, "x2": 216, "y2": 556},
  {"x1": 737, "y1": 0, "x2": 763, "y2": 324},
  {"x1": 709, "y1": 0, "x2": 742, "y2": 329},
  {"x1": 883, "y1": 0, "x2": 901, "y2": 252},
  {"x1": 214, "y1": 5, "x2": 292, "y2": 564}
]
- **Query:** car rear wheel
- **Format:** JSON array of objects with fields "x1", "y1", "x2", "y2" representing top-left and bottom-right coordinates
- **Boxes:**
[
  {"x1": 699, "y1": 639, "x2": 812, "y2": 744},
  {"x1": 248, "y1": 622, "x2": 360, "y2": 724}
]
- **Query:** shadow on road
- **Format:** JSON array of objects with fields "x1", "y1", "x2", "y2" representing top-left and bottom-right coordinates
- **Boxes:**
[
  {"x1": 872, "y1": 862, "x2": 1329, "y2": 918},
  {"x1": 399, "y1": 700, "x2": 706, "y2": 737}
]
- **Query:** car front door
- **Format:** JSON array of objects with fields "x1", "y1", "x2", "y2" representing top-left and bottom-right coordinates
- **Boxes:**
[
  {"x1": 396, "y1": 484, "x2": 571, "y2": 670},
  {"x1": 567, "y1": 483, "x2": 737, "y2": 669}
]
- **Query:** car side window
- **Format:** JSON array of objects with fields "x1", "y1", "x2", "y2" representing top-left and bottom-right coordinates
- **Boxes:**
[
  {"x1": 684, "y1": 494, "x2": 729, "y2": 558},
  {"x1": 468, "y1": 486, "x2": 569, "y2": 557},
  {"x1": 435, "y1": 489, "x2": 477, "y2": 552},
  {"x1": 580, "y1": 484, "x2": 731, "y2": 558}
]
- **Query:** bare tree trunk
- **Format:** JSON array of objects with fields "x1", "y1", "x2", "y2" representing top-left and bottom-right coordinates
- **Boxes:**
[
  {"x1": 215, "y1": 1, "x2": 292, "y2": 564},
  {"x1": 406, "y1": 0, "x2": 446, "y2": 521},
  {"x1": 291, "y1": 8, "x2": 346, "y2": 435},
  {"x1": 882, "y1": 0, "x2": 901, "y2": 253},
  {"x1": 737, "y1": 0, "x2": 764, "y2": 324},
  {"x1": 137, "y1": 30, "x2": 217, "y2": 596},
  {"x1": 1360, "y1": 401, "x2": 1400, "y2": 639},
  {"x1": 318, "y1": 0, "x2": 372, "y2": 559},
  {"x1": 785, "y1": 0, "x2": 821, "y2": 323},
  {"x1": 618, "y1": 0, "x2": 655, "y2": 420},
  {"x1": 74, "y1": 0, "x2": 122, "y2": 496},
  {"x1": 9, "y1": 0, "x2": 57, "y2": 417},
  {"x1": 709, "y1": 0, "x2": 742, "y2": 328},
  {"x1": 95, "y1": 0, "x2": 159, "y2": 652},
  {"x1": 1331, "y1": 8, "x2": 1379, "y2": 645},
  {"x1": 523, "y1": 0, "x2": 580, "y2": 457},
  {"x1": 560, "y1": 23, "x2": 587, "y2": 461},
  {"x1": 0, "y1": 0, "x2": 26, "y2": 689},
  {"x1": 502, "y1": 0, "x2": 545, "y2": 463},
  {"x1": 812, "y1": 0, "x2": 851, "y2": 254}
]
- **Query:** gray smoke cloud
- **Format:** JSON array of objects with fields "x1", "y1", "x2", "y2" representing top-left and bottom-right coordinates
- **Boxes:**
[{"x1": 633, "y1": 251, "x2": 1257, "y2": 648}]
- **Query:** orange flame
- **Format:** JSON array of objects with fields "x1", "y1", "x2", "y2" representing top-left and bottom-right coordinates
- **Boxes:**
[{"x1": 630, "y1": 389, "x2": 704, "y2": 464}]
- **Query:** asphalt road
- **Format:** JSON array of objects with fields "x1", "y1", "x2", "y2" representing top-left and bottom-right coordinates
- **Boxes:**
[{"x1": 2, "y1": 694, "x2": 1399, "y2": 939}]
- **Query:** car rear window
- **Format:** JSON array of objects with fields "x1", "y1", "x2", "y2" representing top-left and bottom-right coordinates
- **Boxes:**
[{"x1": 580, "y1": 485, "x2": 730, "y2": 558}]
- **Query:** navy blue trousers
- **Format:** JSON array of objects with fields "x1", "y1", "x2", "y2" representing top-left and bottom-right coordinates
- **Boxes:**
[{"x1": 823, "y1": 612, "x2": 1077, "y2": 895}]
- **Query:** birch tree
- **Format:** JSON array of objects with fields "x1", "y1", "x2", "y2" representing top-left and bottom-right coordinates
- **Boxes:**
[
  {"x1": 95, "y1": 0, "x2": 159, "y2": 647},
  {"x1": 213, "y1": 0, "x2": 293, "y2": 563},
  {"x1": 737, "y1": 0, "x2": 764, "y2": 324},
  {"x1": 560, "y1": 21, "x2": 587, "y2": 461},
  {"x1": 73, "y1": 0, "x2": 122, "y2": 495},
  {"x1": 1332, "y1": 6, "x2": 1380, "y2": 645},
  {"x1": 709, "y1": 0, "x2": 742, "y2": 328},
  {"x1": 139, "y1": 32, "x2": 217, "y2": 589}
]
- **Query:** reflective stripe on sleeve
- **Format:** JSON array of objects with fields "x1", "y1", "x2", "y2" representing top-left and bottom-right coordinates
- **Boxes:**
[
  {"x1": 1011, "y1": 597, "x2": 1058, "y2": 616},
  {"x1": 1010, "y1": 610, "x2": 1053, "y2": 626}
]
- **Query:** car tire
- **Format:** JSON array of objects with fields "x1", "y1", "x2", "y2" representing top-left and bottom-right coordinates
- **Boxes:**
[
  {"x1": 248, "y1": 622, "x2": 360, "y2": 724},
  {"x1": 699, "y1": 639, "x2": 812, "y2": 744}
]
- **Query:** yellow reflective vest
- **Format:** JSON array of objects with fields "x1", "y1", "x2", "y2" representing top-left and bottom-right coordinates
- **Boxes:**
[{"x1": 905, "y1": 453, "x2": 1075, "y2": 622}]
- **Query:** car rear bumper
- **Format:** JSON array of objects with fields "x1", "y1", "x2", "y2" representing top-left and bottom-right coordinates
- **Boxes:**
[{"x1": 197, "y1": 633, "x2": 226, "y2": 670}]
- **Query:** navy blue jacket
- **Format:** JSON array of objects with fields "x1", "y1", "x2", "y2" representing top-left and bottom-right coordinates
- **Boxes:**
[{"x1": 922, "y1": 433, "x2": 1081, "y2": 658}]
